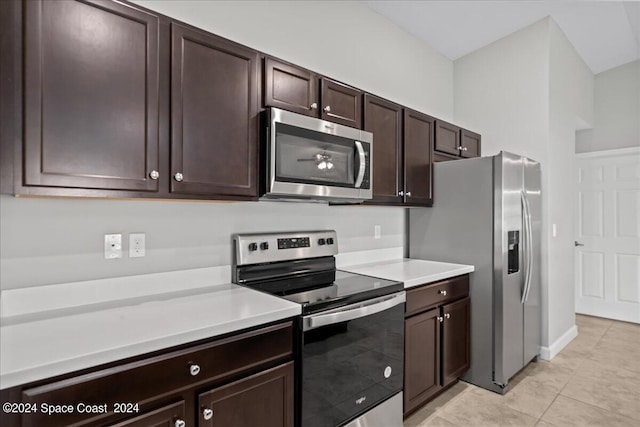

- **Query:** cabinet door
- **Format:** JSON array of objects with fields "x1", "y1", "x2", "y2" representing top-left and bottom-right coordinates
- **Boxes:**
[
  {"x1": 434, "y1": 120, "x2": 461, "y2": 157},
  {"x1": 404, "y1": 109, "x2": 434, "y2": 206},
  {"x1": 404, "y1": 308, "x2": 441, "y2": 416},
  {"x1": 363, "y1": 94, "x2": 403, "y2": 204},
  {"x1": 198, "y1": 362, "x2": 294, "y2": 427},
  {"x1": 109, "y1": 401, "x2": 185, "y2": 427},
  {"x1": 460, "y1": 129, "x2": 481, "y2": 158},
  {"x1": 320, "y1": 78, "x2": 362, "y2": 128},
  {"x1": 171, "y1": 23, "x2": 259, "y2": 197},
  {"x1": 264, "y1": 58, "x2": 318, "y2": 117},
  {"x1": 441, "y1": 297, "x2": 471, "y2": 387},
  {"x1": 23, "y1": 0, "x2": 160, "y2": 191}
]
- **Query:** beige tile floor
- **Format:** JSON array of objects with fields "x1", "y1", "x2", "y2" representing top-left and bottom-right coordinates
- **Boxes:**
[{"x1": 404, "y1": 314, "x2": 640, "y2": 426}]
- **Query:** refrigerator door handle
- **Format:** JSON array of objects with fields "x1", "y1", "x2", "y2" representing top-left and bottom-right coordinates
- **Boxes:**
[{"x1": 521, "y1": 191, "x2": 534, "y2": 303}]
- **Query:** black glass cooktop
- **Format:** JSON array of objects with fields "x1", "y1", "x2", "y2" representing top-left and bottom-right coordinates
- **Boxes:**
[{"x1": 273, "y1": 270, "x2": 403, "y2": 315}]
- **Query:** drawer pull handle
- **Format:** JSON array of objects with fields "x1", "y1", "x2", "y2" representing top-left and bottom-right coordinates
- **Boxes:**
[
  {"x1": 175, "y1": 419, "x2": 186, "y2": 427},
  {"x1": 203, "y1": 408, "x2": 214, "y2": 420},
  {"x1": 445, "y1": 313, "x2": 451, "y2": 319},
  {"x1": 437, "y1": 316, "x2": 444, "y2": 323},
  {"x1": 438, "y1": 290, "x2": 447, "y2": 296},
  {"x1": 190, "y1": 364, "x2": 201, "y2": 376}
]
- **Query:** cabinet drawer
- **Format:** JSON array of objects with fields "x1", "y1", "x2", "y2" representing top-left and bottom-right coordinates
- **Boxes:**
[
  {"x1": 198, "y1": 362, "x2": 294, "y2": 427},
  {"x1": 20, "y1": 322, "x2": 293, "y2": 427},
  {"x1": 406, "y1": 275, "x2": 469, "y2": 316}
]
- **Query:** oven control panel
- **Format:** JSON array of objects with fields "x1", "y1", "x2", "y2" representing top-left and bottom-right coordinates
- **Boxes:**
[
  {"x1": 234, "y1": 231, "x2": 338, "y2": 266},
  {"x1": 278, "y1": 237, "x2": 310, "y2": 250}
]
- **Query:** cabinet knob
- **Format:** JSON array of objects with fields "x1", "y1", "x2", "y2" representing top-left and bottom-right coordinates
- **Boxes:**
[
  {"x1": 438, "y1": 290, "x2": 447, "y2": 296},
  {"x1": 174, "y1": 172, "x2": 184, "y2": 182},
  {"x1": 149, "y1": 170, "x2": 159, "y2": 180},
  {"x1": 437, "y1": 316, "x2": 444, "y2": 323},
  {"x1": 398, "y1": 190, "x2": 404, "y2": 196},
  {"x1": 323, "y1": 105, "x2": 331, "y2": 113},
  {"x1": 310, "y1": 102, "x2": 318, "y2": 110},
  {"x1": 202, "y1": 408, "x2": 214, "y2": 421},
  {"x1": 406, "y1": 191, "x2": 412, "y2": 197},
  {"x1": 189, "y1": 364, "x2": 200, "y2": 376},
  {"x1": 463, "y1": 147, "x2": 468, "y2": 151},
  {"x1": 445, "y1": 313, "x2": 451, "y2": 319},
  {"x1": 175, "y1": 420, "x2": 186, "y2": 427}
]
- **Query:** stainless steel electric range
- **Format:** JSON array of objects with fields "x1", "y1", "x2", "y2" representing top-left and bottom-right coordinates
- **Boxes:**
[{"x1": 232, "y1": 231, "x2": 405, "y2": 427}]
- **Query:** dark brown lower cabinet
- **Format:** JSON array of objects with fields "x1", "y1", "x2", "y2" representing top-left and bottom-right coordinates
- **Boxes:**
[
  {"x1": 198, "y1": 362, "x2": 294, "y2": 427},
  {"x1": 404, "y1": 308, "x2": 440, "y2": 413},
  {"x1": 441, "y1": 298, "x2": 471, "y2": 387},
  {"x1": 404, "y1": 276, "x2": 470, "y2": 417},
  {"x1": 0, "y1": 322, "x2": 294, "y2": 427}
]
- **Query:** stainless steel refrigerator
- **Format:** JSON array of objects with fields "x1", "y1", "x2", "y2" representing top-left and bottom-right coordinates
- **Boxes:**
[{"x1": 409, "y1": 151, "x2": 541, "y2": 394}]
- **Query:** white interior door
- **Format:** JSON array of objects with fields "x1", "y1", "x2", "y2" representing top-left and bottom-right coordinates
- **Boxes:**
[{"x1": 575, "y1": 148, "x2": 640, "y2": 324}]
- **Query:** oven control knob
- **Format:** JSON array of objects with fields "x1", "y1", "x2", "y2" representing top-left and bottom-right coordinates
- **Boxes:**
[
  {"x1": 326, "y1": 238, "x2": 334, "y2": 245},
  {"x1": 248, "y1": 243, "x2": 258, "y2": 252},
  {"x1": 384, "y1": 366, "x2": 392, "y2": 378},
  {"x1": 317, "y1": 238, "x2": 326, "y2": 246},
  {"x1": 260, "y1": 242, "x2": 269, "y2": 250}
]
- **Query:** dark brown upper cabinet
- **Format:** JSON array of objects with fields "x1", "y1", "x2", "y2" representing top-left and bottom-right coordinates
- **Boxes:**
[
  {"x1": 320, "y1": 79, "x2": 362, "y2": 128},
  {"x1": 404, "y1": 109, "x2": 434, "y2": 206},
  {"x1": 22, "y1": 0, "x2": 161, "y2": 192},
  {"x1": 170, "y1": 23, "x2": 260, "y2": 198},
  {"x1": 434, "y1": 120, "x2": 461, "y2": 157},
  {"x1": 264, "y1": 58, "x2": 362, "y2": 128},
  {"x1": 363, "y1": 95, "x2": 434, "y2": 207},
  {"x1": 460, "y1": 129, "x2": 482, "y2": 158},
  {"x1": 363, "y1": 94, "x2": 403, "y2": 204},
  {"x1": 435, "y1": 120, "x2": 481, "y2": 161},
  {"x1": 264, "y1": 58, "x2": 318, "y2": 117}
]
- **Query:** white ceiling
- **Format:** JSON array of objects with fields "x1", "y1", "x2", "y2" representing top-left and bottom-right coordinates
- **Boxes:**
[{"x1": 364, "y1": 1, "x2": 640, "y2": 74}]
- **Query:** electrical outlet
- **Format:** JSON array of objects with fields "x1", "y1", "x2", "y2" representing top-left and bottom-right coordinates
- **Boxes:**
[
  {"x1": 104, "y1": 234, "x2": 122, "y2": 259},
  {"x1": 129, "y1": 233, "x2": 146, "y2": 258},
  {"x1": 374, "y1": 225, "x2": 381, "y2": 240}
]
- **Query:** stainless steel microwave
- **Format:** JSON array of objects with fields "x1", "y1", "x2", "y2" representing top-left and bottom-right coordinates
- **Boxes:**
[{"x1": 263, "y1": 108, "x2": 373, "y2": 202}]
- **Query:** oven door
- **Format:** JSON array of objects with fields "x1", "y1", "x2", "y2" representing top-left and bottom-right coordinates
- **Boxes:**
[
  {"x1": 301, "y1": 292, "x2": 405, "y2": 427},
  {"x1": 266, "y1": 108, "x2": 372, "y2": 201}
]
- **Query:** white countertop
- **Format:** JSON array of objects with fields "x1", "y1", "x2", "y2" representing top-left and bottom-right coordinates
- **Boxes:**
[
  {"x1": 0, "y1": 283, "x2": 300, "y2": 390},
  {"x1": 341, "y1": 258, "x2": 474, "y2": 289}
]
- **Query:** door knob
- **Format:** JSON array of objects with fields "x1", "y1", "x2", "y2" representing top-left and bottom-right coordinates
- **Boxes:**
[{"x1": 575, "y1": 241, "x2": 584, "y2": 247}]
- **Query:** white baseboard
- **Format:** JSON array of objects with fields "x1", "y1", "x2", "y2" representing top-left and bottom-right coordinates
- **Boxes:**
[{"x1": 539, "y1": 325, "x2": 578, "y2": 360}]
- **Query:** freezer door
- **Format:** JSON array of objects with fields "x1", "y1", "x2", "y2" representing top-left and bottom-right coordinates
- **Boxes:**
[
  {"x1": 493, "y1": 152, "x2": 525, "y2": 387},
  {"x1": 523, "y1": 158, "x2": 542, "y2": 363}
]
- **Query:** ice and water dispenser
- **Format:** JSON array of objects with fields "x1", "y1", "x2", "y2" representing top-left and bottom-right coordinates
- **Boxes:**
[{"x1": 507, "y1": 230, "x2": 519, "y2": 274}]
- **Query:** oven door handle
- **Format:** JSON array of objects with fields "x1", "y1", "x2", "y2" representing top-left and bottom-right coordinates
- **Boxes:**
[{"x1": 304, "y1": 292, "x2": 405, "y2": 331}]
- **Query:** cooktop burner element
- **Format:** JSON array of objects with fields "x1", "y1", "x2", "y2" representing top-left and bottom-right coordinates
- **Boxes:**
[{"x1": 232, "y1": 231, "x2": 403, "y2": 314}]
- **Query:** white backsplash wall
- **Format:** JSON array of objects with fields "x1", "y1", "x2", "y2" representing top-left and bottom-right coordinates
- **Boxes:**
[{"x1": 0, "y1": 196, "x2": 404, "y2": 290}]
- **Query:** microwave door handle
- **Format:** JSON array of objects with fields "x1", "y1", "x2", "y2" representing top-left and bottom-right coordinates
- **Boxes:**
[
  {"x1": 354, "y1": 141, "x2": 366, "y2": 188},
  {"x1": 304, "y1": 292, "x2": 405, "y2": 331}
]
